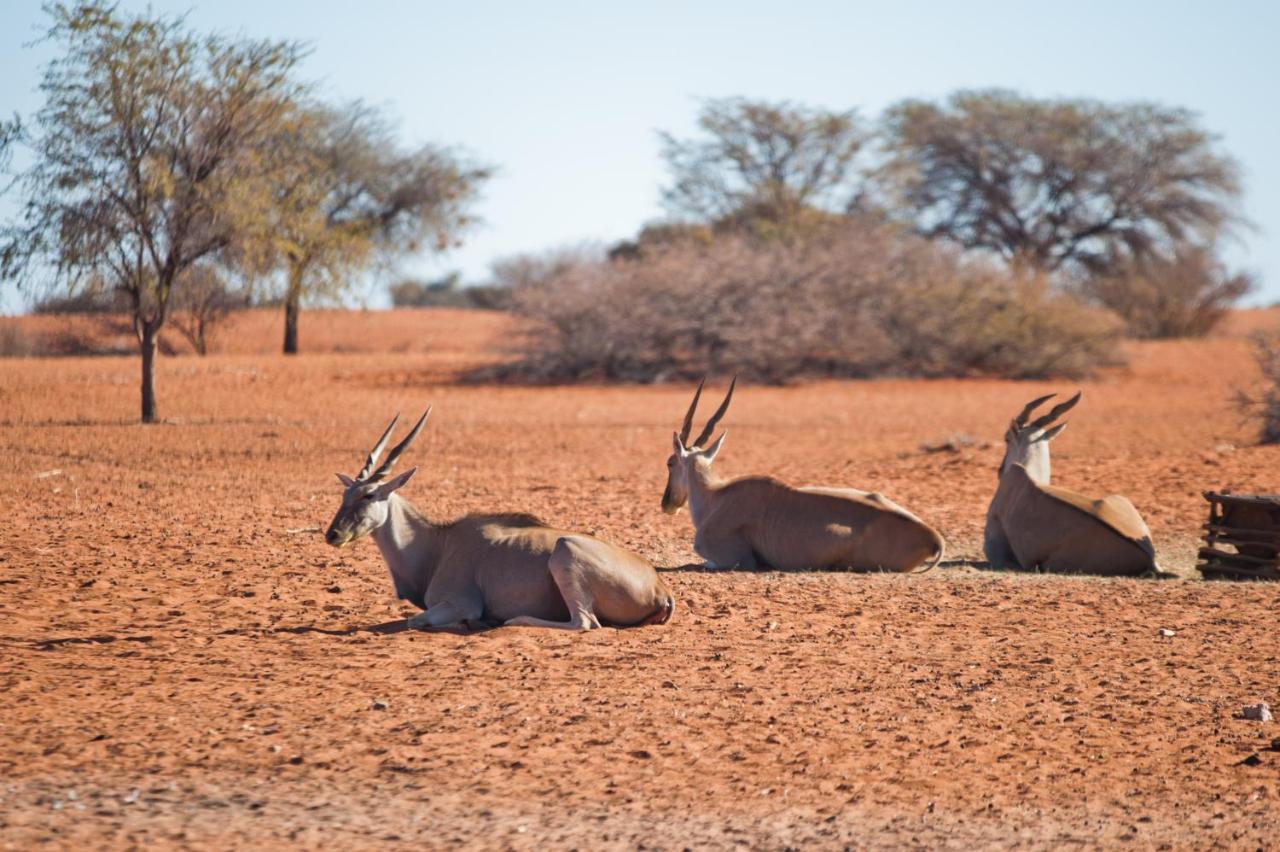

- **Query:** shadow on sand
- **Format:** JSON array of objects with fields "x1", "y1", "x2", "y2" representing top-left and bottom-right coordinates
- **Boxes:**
[
  {"x1": 248, "y1": 619, "x2": 495, "y2": 637},
  {"x1": 655, "y1": 558, "x2": 985, "y2": 575}
]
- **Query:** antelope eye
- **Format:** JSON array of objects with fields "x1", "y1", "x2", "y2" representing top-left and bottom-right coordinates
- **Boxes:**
[{"x1": 362, "y1": 492, "x2": 376, "y2": 500}]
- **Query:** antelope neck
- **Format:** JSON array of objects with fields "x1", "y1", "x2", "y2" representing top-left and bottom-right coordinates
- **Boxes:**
[
  {"x1": 1017, "y1": 442, "x2": 1053, "y2": 485},
  {"x1": 686, "y1": 462, "x2": 725, "y2": 527},
  {"x1": 370, "y1": 493, "x2": 442, "y2": 597}
]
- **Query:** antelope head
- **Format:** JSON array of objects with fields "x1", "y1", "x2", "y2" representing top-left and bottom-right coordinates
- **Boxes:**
[
  {"x1": 325, "y1": 408, "x2": 431, "y2": 547},
  {"x1": 662, "y1": 378, "x2": 735, "y2": 514},
  {"x1": 998, "y1": 391, "x2": 1080, "y2": 483}
]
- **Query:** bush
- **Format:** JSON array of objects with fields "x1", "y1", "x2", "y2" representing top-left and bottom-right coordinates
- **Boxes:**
[
  {"x1": 389, "y1": 273, "x2": 510, "y2": 310},
  {"x1": 169, "y1": 266, "x2": 247, "y2": 355},
  {"x1": 0, "y1": 323, "x2": 37, "y2": 357},
  {"x1": 496, "y1": 221, "x2": 1123, "y2": 382},
  {"x1": 1078, "y1": 247, "x2": 1253, "y2": 339},
  {"x1": 878, "y1": 261, "x2": 1125, "y2": 380},
  {"x1": 1234, "y1": 331, "x2": 1280, "y2": 444},
  {"x1": 31, "y1": 288, "x2": 131, "y2": 314},
  {"x1": 0, "y1": 315, "x2": 139, "y2": 357}
]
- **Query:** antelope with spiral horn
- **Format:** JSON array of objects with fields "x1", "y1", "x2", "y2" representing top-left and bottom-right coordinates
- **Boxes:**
[
  {"x1": 984, "y1": 391, "x2": 1158, "y2": 576},
  {"x1": 325, "y1": 408, "x2": 675, "y2": 630},
  {"x1": 661, "y1": 379, "x2": 945, "y2": 572}
]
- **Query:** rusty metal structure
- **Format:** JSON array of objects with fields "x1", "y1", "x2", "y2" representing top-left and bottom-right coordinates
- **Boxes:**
[{"x1": 1197, "y1": 492, "x2": 1280, "y2": 580}]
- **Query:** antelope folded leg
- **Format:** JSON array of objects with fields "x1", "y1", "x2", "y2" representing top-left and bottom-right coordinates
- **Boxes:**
[{"x1": 406, "y1": 599, "x2": 481, "y2": 631}]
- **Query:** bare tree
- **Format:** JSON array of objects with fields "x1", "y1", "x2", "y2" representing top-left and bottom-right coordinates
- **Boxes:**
[
  {"x1": 170, "y1": 264, "x2": 245, "y2": 355},
  {"x1": 266, "y1": 102, "x2": 491, "y2": 354},
  {"x1": 0, "y1": 118, "x2": 18, "y2": 173},
  {"x1": 0, "y1": 2, "x2": 306, "y2": 421},
  {"x1": 879, "y1": 90, "x2": 1243, "y2": 274},
  {"x1": 659, "y1": 98, "x2": 868, "y2": 233}
]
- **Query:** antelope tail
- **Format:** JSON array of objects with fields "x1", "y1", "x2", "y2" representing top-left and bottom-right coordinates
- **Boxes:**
[
  {"x1": 914, "y1": 531, "x2": 946, "y2": 574},
  {"x1": 635, "y1": 594, "x2": 676, "y2": 627}
]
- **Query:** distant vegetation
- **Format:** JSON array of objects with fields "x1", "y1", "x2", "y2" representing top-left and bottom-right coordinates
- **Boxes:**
[
  {"x1": 498, "y1": 220, "x2": 1121, "y2": 383},
  {"x1": 0, "y1": 8, "x2": 1256, "y2": 409},
  {"x1": 496, "y1": 94, "x2": 1246, "y2": 382},
  {"x1": 389, "y1": 273, "x2": 510, "y2": 310},
  {"x1": 264, "y1": 101, "x2": 490, "y2": 355},
  {"x1": 1235, "y1": 332, "x2": 1280, "y2": 445},
  {"x1": 0, "y1": 2, "x2": 488, "y2": 421}
]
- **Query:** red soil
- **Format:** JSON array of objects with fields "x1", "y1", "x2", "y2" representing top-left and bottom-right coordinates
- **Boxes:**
[{"x1": 1, "y1": 307, "x2": 1278, "y2": 849}]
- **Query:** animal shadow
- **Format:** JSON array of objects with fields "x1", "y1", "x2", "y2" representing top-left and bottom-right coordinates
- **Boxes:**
[{"x1": 660, "y1": 559, "x2": 978, "y2": 575}]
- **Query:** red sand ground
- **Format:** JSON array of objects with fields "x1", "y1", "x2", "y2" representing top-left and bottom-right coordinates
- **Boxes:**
[{"x1": 1, "y1": 308, "x2": 1278, "y2": 849}]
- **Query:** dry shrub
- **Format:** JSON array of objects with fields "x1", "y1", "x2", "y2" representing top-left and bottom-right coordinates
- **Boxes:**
[
  {"x1": 1234, "y1": 331, "x2": 1280, "y2": 444},
  {"x1": 498, "y1": 221, "x2": 1123, "y2": 382},
  {"x1": 0, "y1": 323, "x2": 37, "y2": 357},
  {"x1": 169, "y1": 267, "x2": 247, "y2": 355},
  {"x1": 389, "y1": 275, "x2": 510, "y2": 310},
  {"x1": 1079, "y1": 248, "x2": 1253, "y2": 339},
  {"x1": 882, "y1": 262, "x2": 1125, "y2": 379},
  {"x1": 0, "y1": 314, "x2": 137, "y2": 357},
  {"x1": 31, "y1": 288, "x2": 131, "y2": 314}
]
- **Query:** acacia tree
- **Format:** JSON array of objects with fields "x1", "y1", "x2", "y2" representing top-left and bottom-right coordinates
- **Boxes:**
[
  {"x1": 878, "y1": 90, "x2": 1243, "y2": 274},
  {"x1": 266, "y1": 102, "x2": 490, "y2": 354},
  {"x1": 0, "y1": 2, "x2": 306, "y2": 421},
  {"x1": 658, "y1": 98, "x2": 869, "y2": 235}
]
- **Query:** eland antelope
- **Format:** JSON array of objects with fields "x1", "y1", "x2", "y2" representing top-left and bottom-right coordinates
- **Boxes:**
[
  {"x1": 984, "y1": 392, "x2": 1158, "y2": 576},
  {"x1": 325, "y1": 409, "x2": 675, "y2": 630},
  {"x1": 662, "y1": 379, "x2": 945, "y2": 572}
]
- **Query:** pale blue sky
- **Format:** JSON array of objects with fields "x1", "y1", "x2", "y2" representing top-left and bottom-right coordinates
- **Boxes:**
[{"x1": 2, "y1": 0, "x2": 1277, "y2": 312}]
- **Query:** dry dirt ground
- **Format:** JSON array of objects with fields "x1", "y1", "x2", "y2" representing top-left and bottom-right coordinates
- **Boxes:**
[{"x1": 1, "y1": 308, "x2": 1279, "y2": 850}]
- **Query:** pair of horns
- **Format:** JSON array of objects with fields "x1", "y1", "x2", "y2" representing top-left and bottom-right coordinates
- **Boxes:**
[
  {"x1": 355, "y1": 407, "x2": 432, "y2": 482},
  {"x1": 1014, "y1": 391, "x2": 1081, "y2": 432},
  {"x1": 679, "y1": 377, "x2": 736, "y2": 448}
]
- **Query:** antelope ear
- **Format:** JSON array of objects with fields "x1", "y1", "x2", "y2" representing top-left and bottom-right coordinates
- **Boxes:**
[
  {"x1": 1037, "y1": 422, "x2": 1068, "y2": 442},
  {"x1": 336, "y1": 473, "x2": 357, "y2": 487},
  {"x1": 703, "y1": 431, "x2": 727, "y2": 462},
  {"x1": 374, "y1": 466, "x2": 417, "y2": 497},
  {"x1": 672, "y1": 431, "x2": 688, "y2": 456}
]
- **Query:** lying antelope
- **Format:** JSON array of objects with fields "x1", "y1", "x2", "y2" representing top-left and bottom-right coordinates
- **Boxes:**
[
  {"x1": 662, "y1": 379, "x2": 945, "y2": 572},
  {"x1": 984, "y1": 392, "x2": 1158, "y2": 576},
  {"x1": 325, "y1": 409, "x2": 675, "y2": 630}
]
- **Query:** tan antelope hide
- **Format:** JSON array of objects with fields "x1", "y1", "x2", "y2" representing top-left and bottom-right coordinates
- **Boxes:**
[
  {"x1": 662, "y1": 379, "x2": 945, "y2": 572},
  {"x1": 325, "y1": 409, "x2": 674, "y2": 630},
  {"x1": 984, "y1": 392, "x2": 1158, "y2": 576}
]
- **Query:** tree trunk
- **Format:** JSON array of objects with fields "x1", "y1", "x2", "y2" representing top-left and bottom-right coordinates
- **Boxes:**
[
  {"x1": 140, "y1": 321, "x2": 159, "y2": 424},
  {"x1": 283, "y1": 262, "x2": 304, "y2": 355}
]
